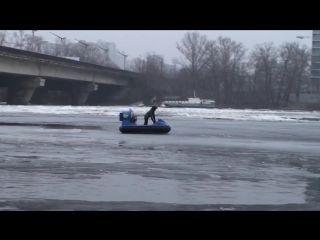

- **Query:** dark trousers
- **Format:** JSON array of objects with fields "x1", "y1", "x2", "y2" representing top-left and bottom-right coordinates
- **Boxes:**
[{"x1": 144, "y1": 116, "x2": 149, "y2": 125}]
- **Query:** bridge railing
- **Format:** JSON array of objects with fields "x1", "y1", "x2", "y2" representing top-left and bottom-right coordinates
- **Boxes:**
[{"x1": 0, "y1": 46, "x2": 142, "y2": 78}]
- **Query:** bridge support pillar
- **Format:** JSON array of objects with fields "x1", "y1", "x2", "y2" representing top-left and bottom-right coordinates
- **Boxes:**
[
  {"x1": 72, "y1": 83, "x2": 98, "y2": 105},
  {"x1": 7, "y1": 77, "x2": 45, "y2": 105}
]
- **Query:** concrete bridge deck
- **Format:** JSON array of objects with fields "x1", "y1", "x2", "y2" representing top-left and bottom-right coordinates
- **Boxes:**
[
  {"x1": 0, "y1": 45, "x2": 141, "y2": 86},
  {"x1": 0, "y1": 46, "x2": 143, "y2": 105}
]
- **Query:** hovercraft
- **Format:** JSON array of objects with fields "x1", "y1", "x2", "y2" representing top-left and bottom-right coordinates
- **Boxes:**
[{"x1": 119, "y1": 109, "x2": 171, "y2": 134}]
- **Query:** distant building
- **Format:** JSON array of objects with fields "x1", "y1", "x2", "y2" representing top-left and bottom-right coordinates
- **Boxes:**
[
  {"x1": 289, "y1": 93, "x2": 320, "y2": 103},
  {"x1": 129, "y1": 58, "x2": 139, "y2": 67},
  {"x1": 125, "y1": 59, "x2": 136, "y2": 71},
  {"x1": 147, "y1": 54, "x2": 163, "y2": 68},
  {"x1": 106, "y1": 43, "x2": 116, "y2": 63},
  {"x1": 163, "y1": 64, "x2": 176, "y2": 78},
  {"x1": 41, "y1": 41, "x2": 53, "y2": 55},
  {"x1": 41, "y1": 41, "x2": 78, "y2": 57},
  {"x1": 96, "y1": 41, "x2": 117, "y2": 64},
  {"x1": 311, "y1": 30, "x2": 320, "y2": 93}
]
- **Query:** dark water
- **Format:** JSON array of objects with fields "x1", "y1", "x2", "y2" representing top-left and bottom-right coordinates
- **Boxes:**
[{"x1": 1, "y1": 113, "x2": 320, "y2": 211}]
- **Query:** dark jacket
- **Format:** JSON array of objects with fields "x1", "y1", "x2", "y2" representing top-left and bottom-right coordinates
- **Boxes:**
[{"x1": 145, "y1": 106, "x2": 157, "y2": 122}]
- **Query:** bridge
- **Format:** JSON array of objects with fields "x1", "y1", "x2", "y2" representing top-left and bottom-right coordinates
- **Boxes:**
[{"x1": 0, "y1": 46, "x2": 143, "y2": 105}]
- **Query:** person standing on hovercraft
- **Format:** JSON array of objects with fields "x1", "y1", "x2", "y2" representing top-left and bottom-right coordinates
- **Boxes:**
[{"x1": 144, "y1": 106, "x2": 157, "y2": 125}]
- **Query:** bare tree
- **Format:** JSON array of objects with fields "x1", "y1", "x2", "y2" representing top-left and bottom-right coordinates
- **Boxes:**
[
  {"x1": 50, "y1": 38, "x2": 75, "y2": 57},
  {"x1": 144, "y1": 53, "x2": 162, "y2": 91},
  {"x1": 145, "y1": 53, "x2": 162, "y2": 76},
  {"x1": 61, "y1": 39, "x2": 74, "y2": 57},
  {"x1": 51, "y1": 38, "x2": 63, "y2": 56},
  {"x1": 24, "y1": 34, "x2": 45, "y2": 53},
  {"x1": 0, "y1": 31, "x2": 8, "y2": 46},
  {"x1": 174, "y1": 31, "x2": 209, "y2": 92},
  {"x1": 204, "y1": 40, "x2": 221, "y2": 103},
  {"x1": 204, "y1": 37, "x2": 247, "y2": 105},
  {"x1": 11, "y1": 30, "x2": 45, "y2": 53},
  {"x1": 232, "y1": 62, "x2": 249, "y2": 106},
  {"x1": 274, "y1": 42, "x2": 297, "y2": 106},
  {"x1": 226, "y1": 38, "x2": 247, "y2": 104},
  {"x1": 5, "y1": 34, "x2": 15, "y2": 48},
  {"x1": 217, "y1": 37, "x2": 233, "y2": 103},
  {"x1": 13, "y1": 30, "x2": 27, "y2": 49},
  {"x1": 159, "y1": 56, "x2": 164, "y2": 77},
  {"x1": 133, "y1": 58, "x2": 146, "y2": 73},
  {"x1": 280, "y1": 43, "x2": 311, "y2": 104},
  {"x1": 68, "y1": 42, "x2": 105, "y2": 65},
  {"x1": 84, "y1": 45, "x2": 105, "y2": 65},
  {"x1": 249, "y1": 42, "x2": 278, "y2": 107}
]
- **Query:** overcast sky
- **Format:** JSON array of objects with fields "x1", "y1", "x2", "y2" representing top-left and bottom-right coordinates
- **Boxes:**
[{"x1": 5, "y1": 30, "x2": 313, "y2": 63}]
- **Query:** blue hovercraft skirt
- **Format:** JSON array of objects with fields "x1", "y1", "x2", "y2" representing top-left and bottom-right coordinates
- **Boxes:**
[
  {"x1": 119, "y1": 118, "x2": 171, "y2": 134},
  {"x1": 119, "y1": 125, "x2": 171, "y2": 134}
]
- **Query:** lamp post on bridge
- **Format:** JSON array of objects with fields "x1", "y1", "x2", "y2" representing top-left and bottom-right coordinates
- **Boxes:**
[
  {"x1": 117, "y1": 51, "x2": 128, "y2": 70},
  {"x1": 95, "y1": 44, "x2": 109, "y2": 53},
  {"x1": 75, "y1": 39, "x2": 89, "y2": 48},
  {"x1": 50, "y1": 32, "x2": 66, "y2": 44},
  {"x1": 50, "y1": 32, "x2": 66, "y2": 57},
  {"x1": 95, "y1": 45, "x2": 109, "y2": 63},
  {"x1": 75, "y1": 39, "x2": 90, "y2": 62}
]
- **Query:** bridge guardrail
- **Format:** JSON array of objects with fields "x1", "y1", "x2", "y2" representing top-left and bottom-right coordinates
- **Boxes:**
[{"x1": 0, "y1": 46, "x2": 142, "y2": 79}]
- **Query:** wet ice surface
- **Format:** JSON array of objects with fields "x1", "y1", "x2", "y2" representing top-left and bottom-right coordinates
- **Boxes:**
[{"x1": 1, "y1": 111, "x2": 320, "y2": 210}]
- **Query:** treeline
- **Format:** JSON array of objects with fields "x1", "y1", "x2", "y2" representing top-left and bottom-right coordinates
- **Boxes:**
[
  {"x1": 0, "y1": 30, "x2": 313, "y2": 108},
  {"x1": 132, "y1": 32, "x2": 312, "y2": 109}
]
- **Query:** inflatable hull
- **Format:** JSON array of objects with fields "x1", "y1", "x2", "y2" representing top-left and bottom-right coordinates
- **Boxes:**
[
  {"x1": 119, "y1": 112, "x2": 171, "y2": 134},
  {"x1": 119, "y1": 125, "x2": 171, "y2": 134}
]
